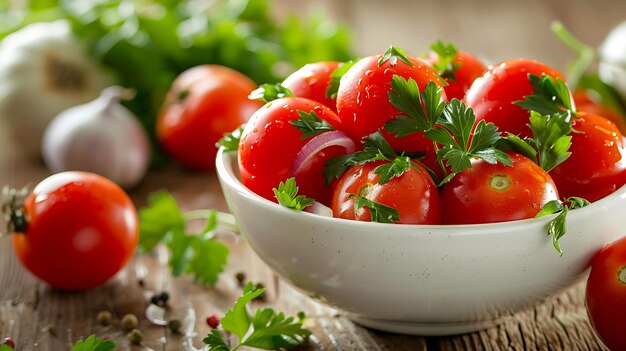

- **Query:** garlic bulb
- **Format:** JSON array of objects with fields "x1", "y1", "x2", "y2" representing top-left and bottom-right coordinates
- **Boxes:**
[
  {"x1": 599, "y1": 21, "x2": 626, "y2": 99},
  {"x1": 0, "y1": 20, "x2": 112, "y2": 158},
  {"x1": 42, "y1": 87, "x2": 150, "y2": 190}
]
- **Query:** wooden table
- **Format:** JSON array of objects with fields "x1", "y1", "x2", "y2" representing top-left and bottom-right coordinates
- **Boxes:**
[{"x1": 2, "y1": 1, "x2": 624, "y2": 349}]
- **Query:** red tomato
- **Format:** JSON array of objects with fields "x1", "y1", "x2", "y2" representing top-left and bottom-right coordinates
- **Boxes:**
[
  {"x1": 441, "y1": 153, "x2": 559, "y2": 224},
  {"x1": 426, "y1": 51, "x2": 486, "y2": 100},
  {"x1": 157, "y1": 65, "x2": 263, "y2": 170},
  {"x1": 282, "y1": 61, "x2": 341, "y2": 112},
  {"x1": 466, "y1": 59, "x2": 566, "y2": 138},
  {"x1": 549, "y1": 112, "x2": 626, "y2": 202},
  {"x1": 238, "y1": 97, "x2": 344, "y2": 204},
  {"x1": 330, "y1": 160, "x2": 441, "y2": 224},
  {"x1": 574, "y1": 90, "x2": 626, "y2": 135},
  {"x1": 586, "y1": 235, "x2": 626, "y2": 351},
  {"x1": 336, "y1": 52, "x2": 446, "y2": 154},
  {"x1": 10, "y1": 172, "x2": 138, "y2": 291}
]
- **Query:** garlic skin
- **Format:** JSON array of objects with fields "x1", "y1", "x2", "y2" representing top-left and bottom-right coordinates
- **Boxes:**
[
  {"x1": 42, "y1": 87, "x2": 150, "y2": 190},
  {"x1": 0, "y1": 20, "x2": 112, "y2": 158},
  {"x1": 599, "y1": 21, "x2": 626, "y2": 99}
]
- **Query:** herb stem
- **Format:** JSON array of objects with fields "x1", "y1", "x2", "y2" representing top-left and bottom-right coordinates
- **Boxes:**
[
  {"x1": 551, "y1": 21, "x2": 597, "y2": 89},
  {"x1": 184, "y1": 210, "x2": 239, "y2": 233}
]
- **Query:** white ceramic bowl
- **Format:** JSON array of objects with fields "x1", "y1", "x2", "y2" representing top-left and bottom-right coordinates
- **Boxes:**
[{"x1": 216, "y1": 149, "x2": 626, "y2": 336}]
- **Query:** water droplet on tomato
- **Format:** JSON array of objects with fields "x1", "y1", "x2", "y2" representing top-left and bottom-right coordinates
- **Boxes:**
[{"x1": 365, "y1": 69, "x2": 375, "y2": 78}]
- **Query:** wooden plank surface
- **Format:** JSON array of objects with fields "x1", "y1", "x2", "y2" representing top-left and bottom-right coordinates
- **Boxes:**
[{"x1": 2, "y1": 0, "x2": 624, "y2": 350}]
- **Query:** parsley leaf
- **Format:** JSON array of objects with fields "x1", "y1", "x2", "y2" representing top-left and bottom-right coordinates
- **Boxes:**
[
  {"x1": 289, "y1": 111, "x2": 335, "y2": 139},
  {"x1": 326, "y1": 59, "x2": 359, "y2": 99},
  {"x1": 535, "y1": 197, "x2": 590, "y2": 255},
  {"x1": 217, "y1": 126, "x2": 244, "y2": 152},
  {"x1": 430, "y1": 40, "x2": 461, "y2": 81},
  {"x1": 374, "y1": 156, "x2": 412, "y2": 184},
  {"x1": 204, "y1": 283, "x2": 311, "y2": 351},
  {"x1": 378, "y1": 45, "x2": 413, "y2": 67},
  {"x1": 249, "y1": 83, "x2": 293, "y2": 103},
  {"x1": 348, "y1": 194, "x2": 400, "y2": 223},
  {"x1": 425, "y1": 99, "x2": 511, "y2": 174},
  {"x1": 273, "y1": 178, "x2": 315, "y2": 211},
  {"x1": 514, "y1": 74, "x2": 574, "y2": 115},
  {"x1": 385, "y1": 78, "x2": 445, "y2": 137},
  {"x1": 71, "y1": 335, "x2": 116, "y2": 351},
  {"x1": 501, "y1": 112, "x2": 572, "y2": 172},
  {"x1": 139, "y1": 191, "x2": 230, "y2": 286}
]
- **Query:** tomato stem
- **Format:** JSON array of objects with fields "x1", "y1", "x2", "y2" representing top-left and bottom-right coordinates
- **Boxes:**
[
  {"x1": 2, "y1": 186, "x2": 29, "y2": 234},
  {"x1": 618, "y1": 266, "x2": 626, "y2": 285}
]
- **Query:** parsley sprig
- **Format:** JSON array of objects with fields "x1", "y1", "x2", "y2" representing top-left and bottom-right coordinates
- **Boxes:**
[
  {"x1": 378, "y1": 45, "x2": 413, "y2": 67},
  {"x1": 217, "y1": 126, "x2": 245, "y2": 152},
  {"x1": 249, "y1": 83, "x2": 293, "y2": 103},
  {"x1": 289, "y1": 111, "x2": 335, "y2": 139},
  {"x1": 138, "y1": 191, "x2": 237, "y2": 286},
  {"x1": 430, "y1": 41, "x2": 461, "y2": 81},
  {"x1": 273, "y1": 178, "x2": 315, "y2": 211},
  {"x1": 348, "y1": 194, "x2": 400, "y2": 224},
  {"x1": 203, "y1": 283, "x2": 311, "y2": 350},
  {"x1": 535, "y1": 197, "x2": 590, "y2": 255},
  {"x1": 326, "y1": 59, "x2": 359, "y2": 99},
  {"x1": 514, "y1": 74, "x2": 574, "y2": 115},
  {"x1": 71, "y1": 335, "x2": 115, "y2": 351}
]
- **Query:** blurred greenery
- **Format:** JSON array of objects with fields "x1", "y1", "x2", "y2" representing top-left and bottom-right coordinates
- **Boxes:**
[{"x1": 0, "y1": 0, "x2": 353, "y2": 164}]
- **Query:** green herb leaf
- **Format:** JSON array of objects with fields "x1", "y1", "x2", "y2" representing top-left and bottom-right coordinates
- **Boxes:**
[
  {"x1": 515, "y1": 74, "x2": 574, "y2": 115},
  {"x1": 536, "y1": 197, "x2": 590, "y2": 255},
  {"x1": 139, "y1": 191, "x2": 229, "y2": 286},
  {"x1": 249, "y1": 83, "x2": 293, "y2": 103},
  {"x1": 378, "y1": 45, "x2": 413, "y2": 67},
  {"x1": 348, "y1": 194, "x2": 400, "y2": 223},
  {"x1": 578, "y1": 74, "x2": 626, "y2": 119},
  {"x1": 289, "y1": 111, "x2": 335, "y2": 139},
  {"x1": 374, "y1": 156, "x2": 412, "y2": 184},
  {"x1": 273, "y1": 178, "x2": 315, "y2": 211},
  {"x1": 527, "y1": 111, "x2": 573, "y2": 172},
  {"x1": 430, "y1": 40, "x2": 461, "y2": 81},
  {"x1": 497, "y1": 133, "x2": 538, "y2": 160},
  {"x1": 206, "y1": 282, "x2": 310, "y2": 351},
  {"x1": 326, "y1": 59, "x2": 359, "y2": 99},
  {"x1": 71, "y1": 335, "x2": 116, "y2": 351},
  {"x1": 385, "y1": 78, "x2": 445, "y2": 137},
  {"x1": 217, "y1": 126, "x2": 245, "y2": 152}
]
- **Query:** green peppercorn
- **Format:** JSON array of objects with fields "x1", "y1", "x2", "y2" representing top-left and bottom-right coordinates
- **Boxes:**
[
  {"x1": 96, "y1": 310, "x2": 113, "y2": 326},
  {"x1": 127, "y1": 329, "x2": 143, "y2": 345},
  {"x1": 121, "y1": 313, "x2": 138, "y2": 331},
  {"x1": 168, "y1": 319, "x2": 182, "y2": 334}
]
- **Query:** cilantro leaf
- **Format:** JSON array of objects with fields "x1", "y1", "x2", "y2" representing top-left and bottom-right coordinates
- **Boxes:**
[
  {"x1": 514, "y1": 74, "x2": 574, "y2": 115},
  {"x1": 378, "y1": 46, "x2": 413, "y2": 66},
  {"x1": 206, "y1": 283, "x2": 310, "y2": 351},
  {"x1": 273, "y1": 178, "x2": 315, "y2": 211},
  {"x1": 430, "y1": 40, "x2": 461, "y2": 81},
  {"x1": 139, "y1": 191, "x2": 230, "y2": 286},
  {"x1": 348, "y1": 194, "x2": 400, "y2": 223},
  {"x1": 385, "y1": 78, "x2": 445, "y2": 137},
  {"x1": 326, "y1": 59, "x2": 359, "y2": 99},
  {"x1": 374, "y1": 156, "x2": 412, "y2": 184},
  {"x1": 71, "y1": 335, "x2": 116, "y2": 351},
  {"x1": 249, "y1": 83, "x2": 293, "y2": 103},
  {"x1": 289, "y1": 111, "x2": 335, "y2": 139},
  {"x1": 535, "y1": 197, "x2": 590, "y2": 255},
  {"x1": 217, "y1": 126, "x2": 244, "y2": 152}
]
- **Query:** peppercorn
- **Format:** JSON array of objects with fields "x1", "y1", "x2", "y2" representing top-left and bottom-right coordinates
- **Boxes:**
[
  {"x1": 126, "y1": 329, "x2": 143, "y2": 345},
  {"x1": 97, "y1": 310, "x2": 113, "y2": 326},
  {"x1": 206, "y1": 314, "x2": 220, "y2": 329},
  {"x1": 168, "y1": 319, "x2": 182, "y2": 334},
  {"x1": 121, "y1": 313, "x2": 139, "y2": 331},
  {"x1": 235, "y1": 272, "x2": 246, "y2": 286}
]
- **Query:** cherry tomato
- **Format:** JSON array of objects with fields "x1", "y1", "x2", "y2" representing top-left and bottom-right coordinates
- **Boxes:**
[
  {"x1": 157, "y1": 65, "x2": 263, "y2": 170},
  {"x1": 441, "y1": 153, "x2": 559, "y2": 224},
  {"x1": 574, "y1": 90, "x2": 626, "y2": 135},
  {"x1": 549, "y1": 112, "x2": 626, "y2": 202},
  {"x1": 238, "y1": 97, "x2": 344, "y2": 204},
  {"x1": 282, "y1": 61, "x2": 341, "y2": 112},
  {"x1": 336, "y1": 52, "x2": 446, "y2": 154},
  {"x1": 586, "y1": 235, "x2": 626, "y2": 351},
  {"x1": 330, "y1": 160, "x2": 441, "y2": 224},
  {"x1": 426, "y1": 51, "x2": 486, "y2": 100},
  {"x1": 466, "y1": 59, "x2": 566, "y2": 138},
  {"x1": 9, "y1": 172, "x2": 138, "y2": 291}
]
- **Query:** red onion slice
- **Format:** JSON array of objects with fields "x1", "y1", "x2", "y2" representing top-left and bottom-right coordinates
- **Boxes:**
[
  {"x1": 304, "y1": 201, "x2": 334, "y2": 217},
  {"x1": 288, "y1": 130, "x2": 356, "y2": 177}
]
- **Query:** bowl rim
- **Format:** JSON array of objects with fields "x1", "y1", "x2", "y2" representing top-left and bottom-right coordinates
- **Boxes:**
[{"x1": 216, "y1": 148, "x2": 626, "y2": 232}]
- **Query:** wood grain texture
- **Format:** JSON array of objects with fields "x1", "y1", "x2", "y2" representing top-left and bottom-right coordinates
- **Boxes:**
[{"x1": 1, "y1": 0, "x2": 623, "y2": 350}]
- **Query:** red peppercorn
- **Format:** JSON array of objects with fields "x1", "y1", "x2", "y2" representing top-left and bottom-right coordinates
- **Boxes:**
[
  {"x1": 1, "y1": 337, "x2": 15, "y2": 349},
  {"x1": 206, "y1": 314, "x2": 220, "y2": 329}
]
